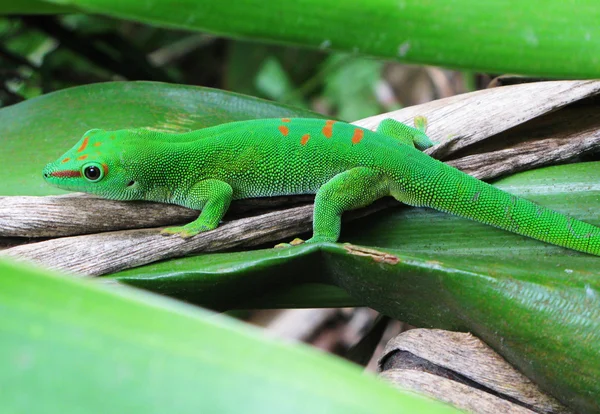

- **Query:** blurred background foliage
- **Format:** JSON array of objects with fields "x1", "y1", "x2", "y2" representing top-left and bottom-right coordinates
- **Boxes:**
[{"x1": 0, "y1": 14, "x2": 485, "y2": 117}]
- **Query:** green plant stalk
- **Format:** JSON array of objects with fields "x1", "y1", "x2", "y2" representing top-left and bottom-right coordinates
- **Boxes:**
[{"x1": 37, "y1": 0, "x2": 600, "y2": 78}]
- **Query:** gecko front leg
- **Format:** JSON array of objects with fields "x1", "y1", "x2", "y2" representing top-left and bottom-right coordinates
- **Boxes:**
[{"x1": 161, "y1": 179, "x2": 233, "y2": 238}]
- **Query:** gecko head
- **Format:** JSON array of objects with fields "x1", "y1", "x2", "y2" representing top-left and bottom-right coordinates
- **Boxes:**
[{"x1": 42, "y1": 129, "x2": 144, "y2": 200}]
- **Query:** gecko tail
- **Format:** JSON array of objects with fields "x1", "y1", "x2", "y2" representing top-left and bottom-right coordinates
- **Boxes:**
[{"x1": 417, "y1": 163, "x2": 600, "y2": 257}]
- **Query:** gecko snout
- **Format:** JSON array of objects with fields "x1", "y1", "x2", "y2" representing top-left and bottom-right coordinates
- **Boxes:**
[{"x1": 42, "y1": 163, "x2": 54, "y2": 180}]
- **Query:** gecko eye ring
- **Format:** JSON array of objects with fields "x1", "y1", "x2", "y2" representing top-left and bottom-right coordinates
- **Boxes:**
[{"x1": 82, "y1": 163, "x2": 104, "y2": 182}]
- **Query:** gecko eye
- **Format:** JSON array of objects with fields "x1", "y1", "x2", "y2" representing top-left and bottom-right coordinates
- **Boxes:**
[{"x1": 82, "y1": 162, "x2": 104, "y2": 182}]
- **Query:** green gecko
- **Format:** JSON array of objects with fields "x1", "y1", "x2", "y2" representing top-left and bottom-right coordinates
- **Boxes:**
[{"x1": 43, "y1": 117, "x2": 600, "y2": 255}]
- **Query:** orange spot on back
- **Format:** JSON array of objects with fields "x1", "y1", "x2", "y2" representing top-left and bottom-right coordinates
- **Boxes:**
[
  {"x1": 110, "y1": 135, "x2": 116, "y2": 140},
  {"x1": 278, "y1": 125, "x2": 289, "y2": 136},
  {"x1": 300, "y1": 133, "x2": 310, "y2": 146},
  {"x1": 77, "y1": 155, "x2": 88, "y2": 161},
  {"x1": 77, "y1": 136, "x2": 89, "y2": 152},
  {"x1": 351, "y1": 128, "x2": 365, "y2": 144},
  {"x1": 93, "y1": 142, "x2": 102, "y2": 147},
  {"x1": 282, "y1": 118, "x2": 291, "y2": 123},
  {"x1": 322, "y1": 120, "x2": 336, "y2": 138},
  {"x1": 61, "y1": 157, "x2": 70, "y2": 163}
]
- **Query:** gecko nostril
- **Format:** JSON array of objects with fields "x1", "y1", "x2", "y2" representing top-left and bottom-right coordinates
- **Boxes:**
[{"x1": 42, "y1": 164, "x2": 52, "y2": 179}]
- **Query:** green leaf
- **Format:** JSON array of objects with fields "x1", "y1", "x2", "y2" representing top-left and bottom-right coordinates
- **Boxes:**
[
  {"x1": 34, "y1": 0, "x2": 600, "y2": 78},
  {"x1": 0, "y1": 81, "x2": 324, "y2": 196},
  {"x1": 112, "y1": 247, "x2": 361, "y2": 311},
  {"x1": 0, "y1": 258, "x2": 459, "y2": 413},
  {"x1": 111, "y1": 161, "x2": 600, "y2": 413}
]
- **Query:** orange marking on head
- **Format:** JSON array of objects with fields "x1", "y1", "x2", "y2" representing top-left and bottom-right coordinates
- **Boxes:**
[
  {"x1": 93, "y1": 142, "x2": 102, "y2": 147},
  {"x1": 77, "y1": 136, "x2": 90, "y2": 152},
  {"x1": 110, "y1": 135, "x2": 116, "y2": 140},
  {"x1": 102, "y1": 163, "x2": 109, "y2": 176},
  {"x1": 77, "y1": 155, "x2": 88, "y2": 161},
  {"x1": 300, "y1": 133, "x2": 310, "y2": 146},
  {"x1": 61, "y1": 157, "x2": 70, "y2": 163},
  {"x1": 351, "y1": 128, "x2": 365, "y2": 144},
  {"x1": 282, "y1": 118, "x2": 291, "y2": 123},
  {"x1": 322, "y1": 120, "x2": 336, "y2": 138},
  {"x1": 278, "y1": 125, "x2": 289, "y2": 136}
]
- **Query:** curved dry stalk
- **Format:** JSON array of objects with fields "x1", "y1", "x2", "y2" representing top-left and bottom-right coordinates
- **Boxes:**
[
  {"x1": 2, "y1": 80, "x2": 599, "y2": 276},
  {"x1": 2, "y1": 200, "x2": 395, "y2": 276},
  {"x1": 355, "y1": 80, "x2": 600, "y2": 159},
  {"x1": 379, "y1": 329, "x2": 570, "y2": 414},
  {"x1": 0, "y1": 193, "x2": 313, "y2": 238}
]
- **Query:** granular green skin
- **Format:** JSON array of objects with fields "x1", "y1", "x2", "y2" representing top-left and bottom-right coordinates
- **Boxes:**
[{"x1": 43, "y1": 117, "x2": 600, "y2": 254}]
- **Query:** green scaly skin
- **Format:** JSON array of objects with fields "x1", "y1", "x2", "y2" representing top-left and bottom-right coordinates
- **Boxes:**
[{"x1": 43, "y1": 117, "x2": 600, "y2": 255}]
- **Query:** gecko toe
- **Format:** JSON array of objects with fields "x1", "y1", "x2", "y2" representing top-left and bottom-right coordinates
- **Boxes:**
[{"x1": 274, "y1": 238, "x2": 305, "y2": 248}]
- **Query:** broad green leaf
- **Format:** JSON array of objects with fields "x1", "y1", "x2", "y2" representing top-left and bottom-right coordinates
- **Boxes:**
[
  {"x1": 112, "y1": 162, "x2": 600, "y2": 413},
  {"x1": 113, "y1": 247, "x2": 361, "y2": 311},
  {"x1": 33, "y1": 0, "x2": 600, "y2": 78},
  {"x1": 0, "y1": 258, "x2": 459, "y2": 413},
  {"x1": 0, "y1": 81, "x2": 324, "y2": 196}
]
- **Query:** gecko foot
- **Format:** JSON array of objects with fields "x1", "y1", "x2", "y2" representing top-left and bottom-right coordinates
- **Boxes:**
[{"x1": 160, "y1": 226, "x2": 201, "y2": 239}]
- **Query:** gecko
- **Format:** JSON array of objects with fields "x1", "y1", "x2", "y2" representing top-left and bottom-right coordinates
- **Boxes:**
[{"x1": 42, "y1": 117, "x2": 600, "y2": 255}]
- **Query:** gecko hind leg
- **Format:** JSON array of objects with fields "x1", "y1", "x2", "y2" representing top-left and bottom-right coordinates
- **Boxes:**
[
  {"x1": 303, "y1": 167, "x2": 390, "y2": 244},
  {"x1": 376, "y1": 117, "x2": 436, "y2": 151}
]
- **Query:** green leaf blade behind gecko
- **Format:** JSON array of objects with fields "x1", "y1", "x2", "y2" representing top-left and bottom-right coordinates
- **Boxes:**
[
  {"x1": 111, "y1": 161, "x2": 600, "y2": 413},
  {"x1": 30, "y1": 0, "x2": 600, "y2": 78},
  {"x1": 0, "y1": 81, "x2": 325, "y2": 196}
]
